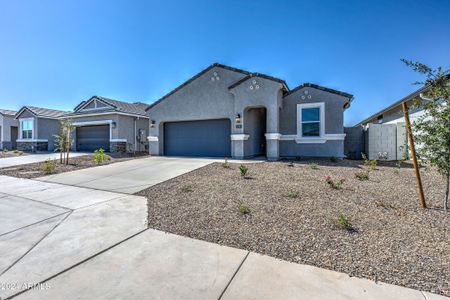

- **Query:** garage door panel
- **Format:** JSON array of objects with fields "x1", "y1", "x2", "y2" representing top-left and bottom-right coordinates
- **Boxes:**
[
  {"x1": 164, "y1": 119, "x2": 231, "y2": 157},
  {"x1": 76, "y1": 125, "x2": 110, "y2": 152}
]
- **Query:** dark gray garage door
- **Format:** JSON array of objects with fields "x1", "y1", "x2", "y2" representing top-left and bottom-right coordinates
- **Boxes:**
[
  {"x1": 164, "y1": 119, "x2": 231, "y2": 157},
  {"x1": 76, "y1": 125, "x2": 110, "y2": 152}
]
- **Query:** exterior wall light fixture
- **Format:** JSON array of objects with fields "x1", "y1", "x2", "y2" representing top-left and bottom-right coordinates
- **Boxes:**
[{"x1": 235, "y1": 113, "x2": 241, "y2": 124}]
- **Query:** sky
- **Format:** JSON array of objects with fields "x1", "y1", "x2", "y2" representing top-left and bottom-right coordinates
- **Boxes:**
[{"x1": 0, "y1": 0, "x2": 449, "y2": 126}]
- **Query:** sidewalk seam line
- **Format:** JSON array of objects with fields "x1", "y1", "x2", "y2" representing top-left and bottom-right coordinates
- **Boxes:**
[
  {"x1": 0, "y1": 211, "x2": 72, "y2": 277},
  {"x1": 0, "y1": 211, "x2": 70, "y2": 238},
  {"x1": 7, "y1": 228, "x2": 149, "y2": 300},
  {"x1": 218, "y1": 251, "x2": 250, "y2": 300},
  {"x1": 421, "y1": 291, "x2": 430, "y2": 300}
]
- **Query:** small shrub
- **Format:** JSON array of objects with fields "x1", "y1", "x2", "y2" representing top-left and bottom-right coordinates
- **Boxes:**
[
  {"x1": 13, "y1": 149, "x2": 19, "y2": 154},
  {"x1": 41, "y1": 159, "x2": 57, "y2": 174},
  {"x1": 285, "y1": 191, "x2": 299, "y2": 198},
  {"x1": 336, "y1": 213, "x2": 353, "y2": 230},
  {"x1": 361, "y1": 152, "x2": 377, "y2": 169},
  {"x1": 325, "y1": 175, "x2": 346, "y2": 189},
  {"x1": 239, "y1": 164, "x2": 248, "y2": 177},
  {"x1": 375, "y1": 200, "x2": 397, "y2": 210},
  {"x1": 239, "y1": 204, "x2": 251, "y2": 214},
  {"x1": 309, "y1": 162, "x2": 319, "y2": 170},
  {"x1": 181, "y1": 185, "x2": 193, "y2": 193},
  {"x1": 17, "y1": 150, "x2": 24, "y2": 156},
  {"x1": 330, "y1": 156, "x2": 338, "y2": 163},
  {"x1": 93, "y1": 148, "x2": 107, "y2": 164},
  {"x1": 287, "y1": 161, "x2": 294, "y2": 167},
  {"x1": 222, "y1": 158, "x2": 230, "y2": 169},
  {"x1": 355, "y1": 171, "x2": 369, "y2": 181}
]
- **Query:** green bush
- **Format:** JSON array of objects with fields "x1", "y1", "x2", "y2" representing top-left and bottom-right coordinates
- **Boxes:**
[
  {"x1": 336, "y1": 213, "x2": 353, "y2": 230},
  {"x1": 222, "y1": 158, "x2": 230, "y2": 169},
  {"x1": 41, "y1": 159, "x2": 57, "y2": 174},
  {"x1": 239, "y1": 164, "x2": 248, "y2": 177},
  {"x1": 309, "y1": 162, "x2": 319, "y2": 170},
  {"x1": 181, "y1": 185, "x2": 193, "y2": 193},
  {"x1": 239, "y1": 204, "x2": 251, "y2": 214},
  {"x1": 93, "y1": 148, "x2": 107, "y2": 164},
  {"x1": 355, "y1": 171, "x2": 369, "y2": 181},
  {"x1": 325, "y1": 176, "x2": 346, "y2": 189},
  {"x1": 285, "y1": 191, "x2": 299, "y2": 198},
  {"x1": 330, "y1": 156, "x2": 338, "y2": 162},
  {"x1": 361, "y1": 153, "x2": 377, "y2": 169}
]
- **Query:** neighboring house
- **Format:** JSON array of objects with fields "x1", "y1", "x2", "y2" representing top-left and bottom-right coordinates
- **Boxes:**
[
  {"x1": 352, "y1": 86, "x2": 430, "y2": 161},
  {"x1": 63, "y1": 96, "x2": 150, "y2": 152},
  {"x1": 146, "y1": 63, "x2": 353, "y2": 160},
  {"x1": 355, "y1": 85, "x2": 429, "y2": 127},
  {"x1": 0, "y1": 109, "x2": 19, "y2": 150},
  {"x1": 14, "y1": 106, "x2": 70, "y2": 152}
]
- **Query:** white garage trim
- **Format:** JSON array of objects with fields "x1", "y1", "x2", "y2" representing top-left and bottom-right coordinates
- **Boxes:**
[{"x1": 230, "y1": 134, "x2": 249, "y2": 141}]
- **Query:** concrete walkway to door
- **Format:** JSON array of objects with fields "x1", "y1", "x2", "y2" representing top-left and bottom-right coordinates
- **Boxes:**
[{"x1": 37, "y1": 156, "x2": 216, "y2": 194}]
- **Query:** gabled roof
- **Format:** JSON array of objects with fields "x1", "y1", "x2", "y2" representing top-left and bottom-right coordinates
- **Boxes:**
[
  {"x1": 70, "y1": 96, "x2": 149, "y2": 117},
  {"x1": 0, "y1": 109, "x2": 17, "y2": 116},
  {"x1": 228, "y1": 73, "x2": 288, "y2": 91},
  {"x1": 146, "y1": 63, "x2": 251, "y2": 111},
  {"x1": 284, "y1": 83, "x2": 353, "y2": 99},
  {"x1": 15, "y1": 106, "x2": 70, "y2": 119},
  {"x1": 146, "y1": 62, "x2": 353, "y2": 112},
  {"x1": 284, "y1": 83, "x2": 354, "y2": 109},
  {"x1": 354, "y1": 85, "x2": 429, "y2": 127}
]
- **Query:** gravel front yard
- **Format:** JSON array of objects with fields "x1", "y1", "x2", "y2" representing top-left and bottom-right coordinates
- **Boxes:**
[
  {"x1": 138, "y1": 160, "x2": 450, "y2": 296},
  {"x1": 0, "y1": 153, "x2": 148, "y2": 179}
]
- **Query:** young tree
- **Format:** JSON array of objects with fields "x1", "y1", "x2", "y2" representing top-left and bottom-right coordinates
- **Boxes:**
[
  {"x1": 402, "y1": 59, "x2": 450, "y2": 211},
  {"x1": 53, "y1": 119, "x2": 75, "y2": 165}
]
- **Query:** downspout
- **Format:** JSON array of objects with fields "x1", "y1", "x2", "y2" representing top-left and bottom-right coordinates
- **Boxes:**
[{"x1": 134, "y1": 117, "x2": 137, "y2": 153}]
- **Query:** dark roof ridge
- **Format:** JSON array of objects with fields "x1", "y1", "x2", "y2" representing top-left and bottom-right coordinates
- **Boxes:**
[{"x1": 146, "y1": 63, "x2": 252, "y2": 111}]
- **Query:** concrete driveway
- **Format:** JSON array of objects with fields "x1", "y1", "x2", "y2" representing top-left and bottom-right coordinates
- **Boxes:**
[
  {"x1": 38, "y1": 156, "x2": 215, "y2": 194},
  {"x1": 0, "y1": 175, "x2": 447, "y2": 300},
  {"x1": 0, "y1": 152, "x2": 87, "y2": 169}
]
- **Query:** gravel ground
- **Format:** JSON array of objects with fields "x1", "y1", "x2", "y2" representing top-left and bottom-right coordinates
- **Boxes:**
[
  {"x1": 0, "y1": 150, "x2": 27, "y2": 158},
  {"x1": 0, "y1": 153, "x2": 148, "y2": 179},
  {"x1": 138, "y1": 159, "x2": 450, "y2": 296}
]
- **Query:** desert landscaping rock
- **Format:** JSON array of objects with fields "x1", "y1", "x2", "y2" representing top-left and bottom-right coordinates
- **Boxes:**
[{"x1": 138, "y1": 160, "x2": 450, "y2": 296}]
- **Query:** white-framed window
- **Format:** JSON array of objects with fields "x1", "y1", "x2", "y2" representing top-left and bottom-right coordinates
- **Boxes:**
[
  {"x1": 20, "y1": 118, "x2": 34, "y2": 139},
  {"x1": 297, "y1": 102, "x2": 325, "y2": 138}
]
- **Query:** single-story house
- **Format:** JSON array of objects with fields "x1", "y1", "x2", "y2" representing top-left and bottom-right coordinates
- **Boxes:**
[
  {"x1": 14, "y1": 106, "x2": 70, "y2": 152},
  {"x1": 63, "y1": 96, "x2": 150, "y2": 152},
  {"x1": 0, "y1": 109, "x2": 19, "y2": 150},
  {"x1": 146, "y1": 63, "x2": 353, "y2": 160},
  {"x1": 355, "y1": 85, "x2": 429, "y2": 128},
  {"x1": 352, "y1": 85, "x2": 431, "y2": 161}
]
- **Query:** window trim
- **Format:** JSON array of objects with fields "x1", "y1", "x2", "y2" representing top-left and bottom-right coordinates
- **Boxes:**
[
  {"x1": 297, "y1": 102, "x2": 325, "y2": 139},
  {"x1": 19, "y1": 118, "x2": 34, "y2": 140}
]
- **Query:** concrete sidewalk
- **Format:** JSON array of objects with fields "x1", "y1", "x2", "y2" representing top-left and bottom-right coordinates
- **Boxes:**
[
  {"x1": 0, "y1": 152, "x2": 87, "y2": 169},
  {"x1": 12, "y1": 229, "x2": 448, "y2": 300}
]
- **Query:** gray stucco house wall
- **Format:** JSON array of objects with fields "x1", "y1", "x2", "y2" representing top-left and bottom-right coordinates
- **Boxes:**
[
  {"x1": 0, "y1": 109, "x2": 19, "y2": 150},
  {"x1": 146, "y1": 63, "x2": 352, "y2": 160},
  {"x1": 14, "y1": 106, "x2": 68, "y2": 152}
]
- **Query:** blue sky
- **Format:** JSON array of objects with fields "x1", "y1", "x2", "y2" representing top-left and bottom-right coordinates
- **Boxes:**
[{"x1": 0, "y1": 0, "x2": 449, "y2": 125}]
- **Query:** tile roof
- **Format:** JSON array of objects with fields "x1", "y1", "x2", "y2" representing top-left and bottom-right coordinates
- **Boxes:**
[
  {"x1": 16, "y1": 106, "x2": 70, "y2": 119},
  {"x1": 0, "y1": 109, "x2": 17, "y2": 116},
  {"x1": 71, "y1": 96, "x2": 149, "y2": 117},
  {"x1": 146, "y1": 62, "x2": 352, "y2": 111}
]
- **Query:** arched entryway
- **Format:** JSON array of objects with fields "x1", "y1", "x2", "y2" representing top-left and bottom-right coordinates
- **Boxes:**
[{"x1": 244, "y1": 107, "x2": 267, "y2": 158}]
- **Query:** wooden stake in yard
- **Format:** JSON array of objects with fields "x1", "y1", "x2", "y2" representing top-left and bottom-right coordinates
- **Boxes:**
[{"x1": 402, "y1": 101, "x2": 427, "y2": 208}]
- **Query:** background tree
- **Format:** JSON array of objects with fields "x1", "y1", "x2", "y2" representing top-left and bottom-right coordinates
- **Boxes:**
[{"x1": 402, "y1": 59, "x2": 450, "y2": 211}]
